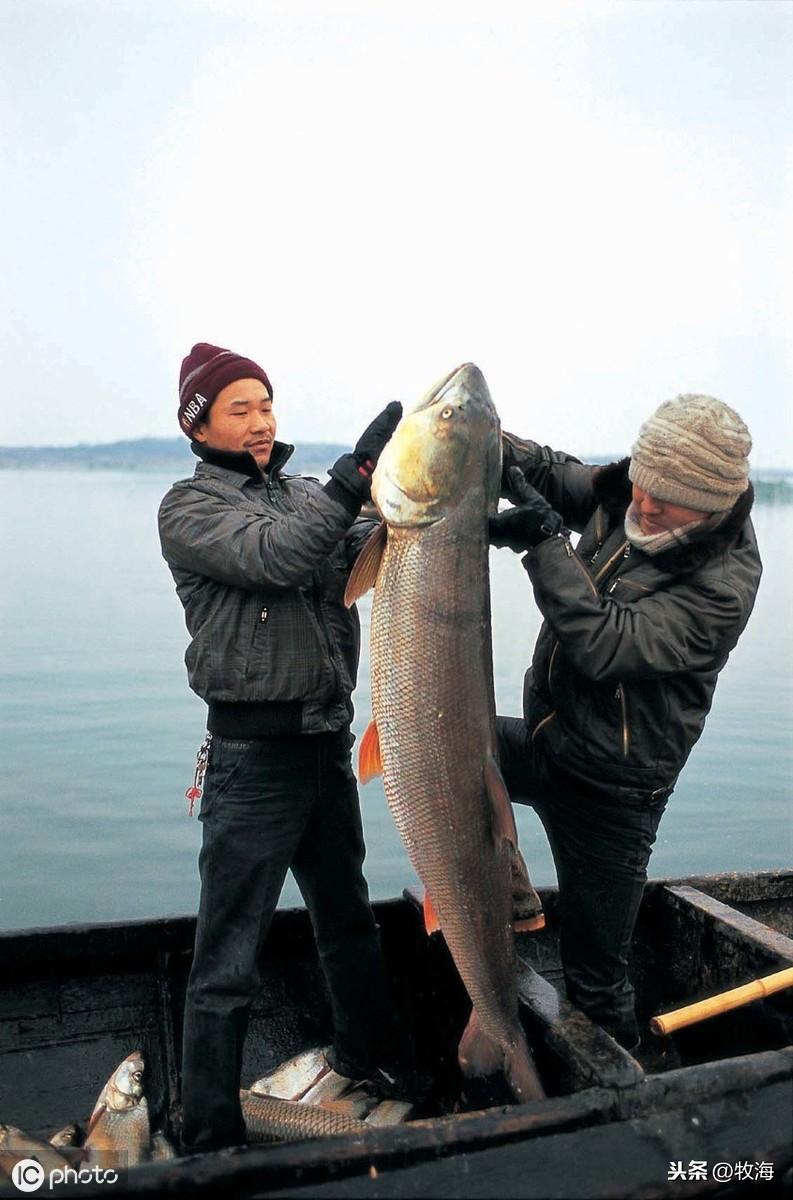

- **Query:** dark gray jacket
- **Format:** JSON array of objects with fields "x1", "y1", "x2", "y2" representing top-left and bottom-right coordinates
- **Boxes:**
[
  {"x1": 504, "y1": 437, "x2": 762, "y2": 797},
  {"x1": 158, "y1": 442, "x2": 376, "y2": 735}
]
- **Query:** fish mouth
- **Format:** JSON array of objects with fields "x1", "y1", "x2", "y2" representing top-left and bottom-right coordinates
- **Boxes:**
[{"x1": 414, "y1": 363, "x2": 485, "y2": 414}]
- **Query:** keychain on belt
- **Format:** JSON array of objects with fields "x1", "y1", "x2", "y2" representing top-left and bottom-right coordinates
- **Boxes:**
[{"x1": 186, "y1": 732, "x2": 212, "y2": 816}]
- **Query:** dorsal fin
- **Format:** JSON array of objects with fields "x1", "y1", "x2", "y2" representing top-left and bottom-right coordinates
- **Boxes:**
[{"x1": 344, "y1": 523, "x2": 387, "y2": 606}]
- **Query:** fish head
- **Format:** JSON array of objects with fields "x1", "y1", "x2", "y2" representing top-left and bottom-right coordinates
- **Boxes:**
[
  {"x1": 106, "y1": 1051, "x2": 146, "y2": 1110},
  {"x1": 372, "y1": 363, "x2": 501, "y2": 528}
]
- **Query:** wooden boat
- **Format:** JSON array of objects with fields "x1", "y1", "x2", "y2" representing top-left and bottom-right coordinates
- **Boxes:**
[{"x1": 0, "y1": 869, "x2": 791, "y2": 1198}]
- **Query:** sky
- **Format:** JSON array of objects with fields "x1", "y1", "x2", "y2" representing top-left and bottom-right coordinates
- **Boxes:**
[{"x1": 2, "y1": 0, "x2": 792, "y2": 465}]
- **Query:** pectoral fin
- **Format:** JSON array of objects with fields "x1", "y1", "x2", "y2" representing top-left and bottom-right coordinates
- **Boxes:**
[
  {"x1": 359, "y1": 720, "x2": 383, "y2": 784},
  {"x1": 345, "y1": 522, "x2": 387, "y2": 606}
]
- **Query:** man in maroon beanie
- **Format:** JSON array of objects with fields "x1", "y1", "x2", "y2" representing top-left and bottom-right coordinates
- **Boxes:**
[{"x1": 159, "y1": 343, "x2": 407, "y2": 1153}]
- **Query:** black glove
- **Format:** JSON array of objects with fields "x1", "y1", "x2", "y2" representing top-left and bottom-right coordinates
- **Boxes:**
[
  {"x1": 328, "y1": 401, "x2": 403, "y2": 499},
  {"x1": 489, "y1": 467, "x2": 565, "y2": 551}
]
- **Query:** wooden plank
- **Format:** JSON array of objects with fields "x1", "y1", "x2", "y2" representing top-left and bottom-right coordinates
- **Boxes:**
[
  {"x1": 651, "y1": 868, "x2": 793, "y2": 905},
  {"x1": 664, "y1": 886, "x2": 793, "y2": 966},
  {"x1": 515, "y1": 962, "x2": 643, "y2": 1093}
]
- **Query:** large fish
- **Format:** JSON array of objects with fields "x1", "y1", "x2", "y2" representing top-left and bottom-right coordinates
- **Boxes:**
[
  {"x1": 84, "y1": 1051, "x2": 150, "y2": 1168},
  {"x1": 346, "y1": 363, "x2": 545, "y2": 1104}
]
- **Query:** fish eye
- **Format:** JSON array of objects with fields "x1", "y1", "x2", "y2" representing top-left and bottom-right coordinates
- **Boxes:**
[
  {"x1": 132, "y1": 1071, "x2": 143, "y2": 1081},
  {"x1": 441, "y1": 407, "x2": 453, "y2": 420}
]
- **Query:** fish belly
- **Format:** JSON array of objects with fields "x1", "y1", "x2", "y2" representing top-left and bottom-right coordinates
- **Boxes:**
[{"x1": 85, "y1": 1103, "x2": 150, "y2": 1168}]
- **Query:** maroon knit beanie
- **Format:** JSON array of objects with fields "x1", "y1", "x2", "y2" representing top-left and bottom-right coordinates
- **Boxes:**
[{"x1": 178, "y1": 343, "x2": 273, "y2": 436}]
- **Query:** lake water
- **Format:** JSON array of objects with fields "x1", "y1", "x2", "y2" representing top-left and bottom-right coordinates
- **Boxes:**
[{"x1": 0, "y1": 469, "x2": 790, "y2": 931}]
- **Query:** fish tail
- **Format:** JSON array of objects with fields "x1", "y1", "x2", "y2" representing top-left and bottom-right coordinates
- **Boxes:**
[
  {"x1": 503, "y1": 1038, "x2": 546, "y2": 1103},
  {"x1": 458, "y1": 1009, "x2": 545, "y2": 1103}
]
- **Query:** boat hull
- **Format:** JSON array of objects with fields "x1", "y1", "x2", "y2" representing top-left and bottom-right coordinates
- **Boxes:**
[{"x1": 0, "y1": 871, "x2": 791, "y2": 1198}]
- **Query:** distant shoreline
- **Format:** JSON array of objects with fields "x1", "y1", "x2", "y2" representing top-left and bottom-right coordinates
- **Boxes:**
[
  {"x1": 0, "y1": 439, "x2": 790, "y2": 501},
  {"x1": 0, "y1": 438, "x2": 347, "y2": 477}
]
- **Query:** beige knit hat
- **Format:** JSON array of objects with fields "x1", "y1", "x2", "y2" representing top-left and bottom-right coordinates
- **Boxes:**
[{"x1": 628, "y1": 394, "x2": 751, "y2": 513}]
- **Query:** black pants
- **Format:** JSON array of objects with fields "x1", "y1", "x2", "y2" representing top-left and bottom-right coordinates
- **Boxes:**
[
  {"x1": 497, "y1": 717, "x2": 668, "y2": 1050},
  {"x1": 180, "y1": 729, "x2": 399, "y2": 1151}
]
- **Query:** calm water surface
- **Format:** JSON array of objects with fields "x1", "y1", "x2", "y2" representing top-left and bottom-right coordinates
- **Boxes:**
[{"x1": 0, "y1": 469, "x2": 790, "y2": 930}]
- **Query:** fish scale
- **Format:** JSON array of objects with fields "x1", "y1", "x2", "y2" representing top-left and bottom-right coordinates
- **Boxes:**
[{"x1": 240, "y1": 1091, "x2": 368, "y2": 1142}]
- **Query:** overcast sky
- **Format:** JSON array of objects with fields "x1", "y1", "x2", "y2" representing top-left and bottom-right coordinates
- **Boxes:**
[{"x1": 2, "y1": 0, "x2": 791, "y2": 465}]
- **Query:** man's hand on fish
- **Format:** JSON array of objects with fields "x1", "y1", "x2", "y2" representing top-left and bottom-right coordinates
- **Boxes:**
[
  {"x1": 489, "y1": 468, "x2": 566, "y2": 551},
  {"x1": 329, "y1": 401, "x2": 403, "y2": 498}
]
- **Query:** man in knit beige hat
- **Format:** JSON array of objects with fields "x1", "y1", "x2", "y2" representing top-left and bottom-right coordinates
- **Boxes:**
[{"x1": 488, "y1": 392, "x2": 761, "y2": 1051}]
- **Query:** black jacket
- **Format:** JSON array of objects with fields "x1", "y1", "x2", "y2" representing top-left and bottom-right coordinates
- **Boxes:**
[
  {"x1": 505, "y1": 437, "x2": 762, "y2": 796},
  {"x1": 158, "y1": 441, "x2": 376, "y2": 735}
]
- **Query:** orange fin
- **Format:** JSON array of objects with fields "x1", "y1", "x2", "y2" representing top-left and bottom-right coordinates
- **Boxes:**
[
  {"x1": 358, "y1": 720, "x2": 382, "y2": 784},
  {"x1": 423, "y1": 890, "x2": 442, "y2": 936},
  {"x1": 514, "y1": 913, "x2": 546, "y2": 933},
  {"x1": 345, "y1": 522, "x2": 387, "y2": 606}
]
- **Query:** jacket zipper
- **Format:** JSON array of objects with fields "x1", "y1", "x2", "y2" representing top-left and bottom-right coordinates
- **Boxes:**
[
  {"x1": 271, "y1": 475, "x2": 344, "y2": 700},
  {"x1": 593, "y1": 539, "x2": 629, "y2": 585},
  {"x1": 244, "y1": 606, "x2": 270, "y2": 681},
  {"x1": 242, "y1": 476, "x2": 282, "y2": 681},
  {"x1": 561, "y1": 533, "x2": 634, "y2": 757},
  {"x1": 609, "y1": 577, "x2": 651, "y2": 596},
  {"x1": 616, "y1": 683, "x2": 630, "y2": 757},
  {"x1": 589, "y1": 506, "x2": 606, "y2": 563}
]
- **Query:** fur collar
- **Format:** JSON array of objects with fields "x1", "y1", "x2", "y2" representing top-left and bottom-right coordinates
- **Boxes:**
[{"x1": 591, "y1": 456, "x2": 754, "y2": 571}]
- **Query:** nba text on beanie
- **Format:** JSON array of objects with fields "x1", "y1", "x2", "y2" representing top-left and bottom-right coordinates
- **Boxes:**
[{"x1": 177, "y1": 343, "x2": 273, "y2": 436}]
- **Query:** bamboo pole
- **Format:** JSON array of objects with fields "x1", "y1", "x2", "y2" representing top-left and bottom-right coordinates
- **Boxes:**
[{"x1": 650, "y1": 966, "x2": 793, "y2": 1036}]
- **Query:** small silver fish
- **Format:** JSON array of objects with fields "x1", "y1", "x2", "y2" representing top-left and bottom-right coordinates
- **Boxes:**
[
  {"x1": 84, "y1": 1051, "x2": 150, "y2": 1168},
  {"x1": 49, "y1": 1122, "x2": 83, "y2": 1149},
  {"x1": 249, "y1": 1046, "x2": 329, "y2": 1099}
]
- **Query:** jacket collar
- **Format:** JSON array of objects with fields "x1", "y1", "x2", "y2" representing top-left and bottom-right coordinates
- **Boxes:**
[
  {"x1": 190, "y1": 439, "x2": 295, "y2": 483},
  {"x1": 591, "y1": 456, "x2": 755, "y2": 570}
]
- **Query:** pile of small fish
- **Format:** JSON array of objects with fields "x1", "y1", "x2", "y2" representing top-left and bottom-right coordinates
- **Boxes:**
[
  {"x1": 0, "y1": 1052, "x2": 174, "y2": 1179},
  {"x1": 0, "y1": 1046, "x2": 416, "y2": 1180}
]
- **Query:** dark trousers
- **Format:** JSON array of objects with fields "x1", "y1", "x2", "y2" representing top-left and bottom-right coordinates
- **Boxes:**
[
  {"x1": 180, "y1": 729, "x2": 398, "y2": 1151},
  {"x1": 497, "y1": 717, "x2": 668, "y2": 1050}
]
